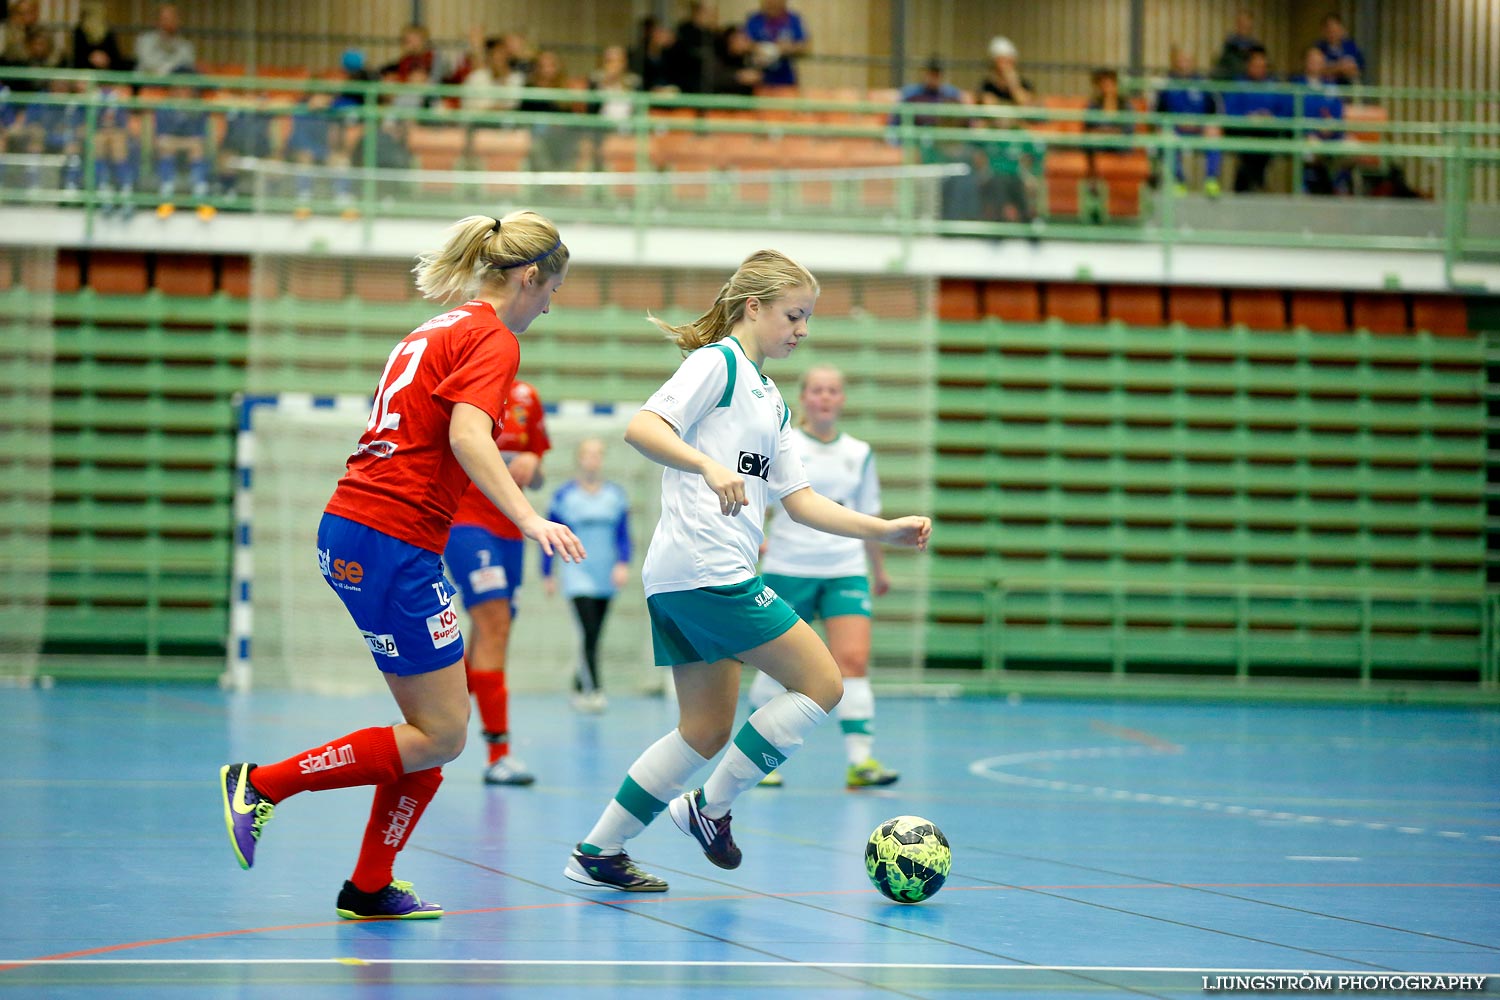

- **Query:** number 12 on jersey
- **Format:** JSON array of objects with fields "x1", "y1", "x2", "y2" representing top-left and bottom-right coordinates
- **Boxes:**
[{"x1": 368, "y1": 339, "x2": 429, "y2": 433}]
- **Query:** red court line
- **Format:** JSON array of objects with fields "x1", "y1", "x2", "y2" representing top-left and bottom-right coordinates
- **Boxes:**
[
  {"x1": 5, "y1": 881, "x2": 1496, "y2": 970},
  {"x1": 1088, "y1": 720, "x2": 1181, "y2": 752}
]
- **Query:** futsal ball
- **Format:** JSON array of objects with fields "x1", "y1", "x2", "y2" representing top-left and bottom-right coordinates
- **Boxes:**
[{"x1": 865, "y1": 815, "x2": 951, "y2": 903}]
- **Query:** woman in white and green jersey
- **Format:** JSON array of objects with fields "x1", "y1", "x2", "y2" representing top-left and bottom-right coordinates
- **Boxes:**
[
  {"x1": 752, "y1": 365, "x2": 898, "y2": 789},
  {"x1": 563, "y1": 250, "x2": 931, "y2": 893}
]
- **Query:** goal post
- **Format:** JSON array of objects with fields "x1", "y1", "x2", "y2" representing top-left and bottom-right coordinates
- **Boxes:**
[{"x1": 228, "y1": 393, "x2": 662, "y2": 695}]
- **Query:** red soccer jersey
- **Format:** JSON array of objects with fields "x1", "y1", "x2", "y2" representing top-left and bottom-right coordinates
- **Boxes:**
[
  {"x1": 450, "y1": 380, "x2": 551, "y2": 540},
  {"x1": 324, "y1": 300, "x2": 519, "y2": 553}
]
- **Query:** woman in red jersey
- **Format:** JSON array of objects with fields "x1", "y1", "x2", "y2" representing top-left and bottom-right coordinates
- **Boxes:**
[{"x1": 218, "y1": 210, "x2": 583, "y2": 920}]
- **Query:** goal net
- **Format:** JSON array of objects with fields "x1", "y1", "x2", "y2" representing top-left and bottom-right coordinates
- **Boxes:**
[{"x1": 229, "y1": 394, "x2": 663, "y2": 695}]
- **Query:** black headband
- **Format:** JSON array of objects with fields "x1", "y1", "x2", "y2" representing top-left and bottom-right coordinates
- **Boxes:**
[{"x1": 493, "y1": 237, "x2": 563, "y2": 270}]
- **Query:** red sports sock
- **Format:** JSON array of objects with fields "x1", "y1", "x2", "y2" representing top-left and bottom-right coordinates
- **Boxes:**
[
  {"x1": 469, "y1": 669, "x2": 510, "y2": 764},
  {"x1": 350, "y1": 767, "x2": 444, "y2": 893},
  {"x1": 249, "y1": 726, "x2": 403, "y2": 804}
]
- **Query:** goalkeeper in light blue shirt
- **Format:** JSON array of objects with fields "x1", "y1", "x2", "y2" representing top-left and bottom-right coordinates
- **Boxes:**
[{"x1": 542, "y1": 438, "x2": 632, "y2": 712}]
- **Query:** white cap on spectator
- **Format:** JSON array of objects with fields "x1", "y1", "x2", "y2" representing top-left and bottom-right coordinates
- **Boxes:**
[{"x1": 989, "y1": 36, "x2": 1017, "y2": 60}]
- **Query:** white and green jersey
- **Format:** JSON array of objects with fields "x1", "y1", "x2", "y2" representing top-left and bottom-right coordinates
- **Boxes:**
[
  {"x1": 762, "y1": 428, "x2": 881, "y2": 579},
  {"x1": 639, "y1": 335, "x2": 809, "y2": 598}
]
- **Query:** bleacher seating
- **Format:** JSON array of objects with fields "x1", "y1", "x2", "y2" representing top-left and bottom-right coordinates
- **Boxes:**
[{"x1": 1, "y1": 247, "x2": 1482, "y2": 684}]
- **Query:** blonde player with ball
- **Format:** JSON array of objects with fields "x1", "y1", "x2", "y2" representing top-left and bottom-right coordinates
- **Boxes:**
[
  {"x1": 751, "y1": 364, "x2": 897, "y2": 789},
  {"x1": 563, "y1": 249, "x2": 930, "y2": 892}
]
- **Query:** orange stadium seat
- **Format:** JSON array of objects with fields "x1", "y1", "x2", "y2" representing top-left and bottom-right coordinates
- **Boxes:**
[
  {"x1": 407, "y1": 125, "x2": 465, "y2": 172},
  {"x1": 1342, "y1": 104, "x2": 1388, "y2": 167},
  {"x1": 1228, "y1": 289, "x2": 1287, "y2": 331},
  {"x1": 1168, "y1": 286, "x2": 1225, "y2": 329},
  {"x1": 862, "y1": 277, "x2": 922, "y2": 319},
  {"x1": 221, "y1": 256, "x2": 251, "y2": 298},
  {"x1": 938, "y1": 279, "x2": 983, "y2": 321},
  {"x1": 1043, "y1": 149, "x2": 1088, "y2": 217},
  {"x1": 155, "y1": 254, "x2": 215, "y2": 297},
  {"x1": 1290, "y1": 291, "x2": 1348, "y2": 332},
  {"x1": 53, "y1": 251, "x2": 81, "y2": 294},
  {"x1": 814, "y1": 278, "x2": 855, "y2": 317},
  {"x1": 1352, "y1": 293, "x2": 1409, "y2": 334},
  {"x1": 1094, "y1": 150, "x2": 1151, "y2": 218},
  {"x1": 88, "y1": 251, "x2": 149, "y2": 295},
  {"x1": 669, "y1": 273, "x2": 728, "y2": 314},
  {"x1": 288, "y1": 261, "x2": 348, "y2": 301},
  {"x1": 1044, "y1": 282, "x2": 1103, "y2": 325},
  {"x1": 559, "y1": 268, "x2": 604, "y2": 310},
  {"x1": 605, "y1": 271, "x2": 666, "y2": 313},
  {"x1": 1411, "y1": 295, "x2": 1468, "y2": 336},
  {"x1": 1036, "y1": 95, "x2": 1086, "y2": 134},
  {"x1": 1106, "y1": 285, "x2": 1164, "y2": 326},
  {"x1": 983, "y1": 280, "x2": 1041, "y2": 322},
  {"x1": 352, "y1": 260, "x2": 417, "y2": 303}
]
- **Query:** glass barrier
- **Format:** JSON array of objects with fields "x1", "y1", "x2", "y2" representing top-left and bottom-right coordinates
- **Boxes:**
[{"x1": 0, "y1": 67, "x2": 1492, "y2": 267}]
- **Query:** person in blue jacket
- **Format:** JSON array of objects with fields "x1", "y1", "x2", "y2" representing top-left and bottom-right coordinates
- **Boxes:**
[
  {"x1": 1222, "y1": 47, "x2": 1290, "y2": 193},
  {"x1": 1154, "y1": 47, "x2": 1223, "y2": 196},
  {"x1": 1289, "y1": 45, "x2": 1348, "y2": 195},
  {"x1": 542, "y1": 437, "x2": 633, "y2": 713}
]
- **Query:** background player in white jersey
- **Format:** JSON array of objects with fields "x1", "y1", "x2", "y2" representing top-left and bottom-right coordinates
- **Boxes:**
[
  {"x1": 752, "y1": 364, "x2": 897, "y2": 788},
  {"x1": 563, "y1": 250, "x2": 931, "y2": 893},
  {"x1": 541, "y1": 437, "x2": 633, "y2": 713}
]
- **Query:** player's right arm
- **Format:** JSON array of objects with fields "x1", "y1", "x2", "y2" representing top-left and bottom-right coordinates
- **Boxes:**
[
  {"x1": 450, "y1": 402, "x2": 585, "y2": 561},
  {"x1": 624, "y1": 410, "x2": 747, "y2": 517}
]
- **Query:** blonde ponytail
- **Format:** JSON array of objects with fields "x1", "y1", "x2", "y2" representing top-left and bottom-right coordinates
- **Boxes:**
[
  {"x1": 412, "y1": 210, "x2": 569, "y2": 303},
  {"x1": 649, "y1": 249, "x2": 819, "y2": 353}
]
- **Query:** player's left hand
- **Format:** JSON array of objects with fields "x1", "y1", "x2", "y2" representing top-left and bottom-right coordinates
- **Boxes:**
[
  {"x1": 522, "y1": 515, "x2": 586, "y2": 563},
  {"x1": 611, "y1": 562, "x2": 629, "y2": 590},
  {"x1": 872, "y1": 566, "x2": 892, "y2": 597},
  {"x1": 882, "y1": 516, "x2": 931, "y2": 552}
]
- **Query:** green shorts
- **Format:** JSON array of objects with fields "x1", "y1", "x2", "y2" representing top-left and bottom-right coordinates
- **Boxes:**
[
  {"x1": 761, "y1": 573, "x2": 872, "y2": 623},
  {"x1": 647, "y1": 576, "x2": 801, "y2": 667}
]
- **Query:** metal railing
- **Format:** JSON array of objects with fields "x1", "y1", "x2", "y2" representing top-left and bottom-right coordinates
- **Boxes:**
[{"x1": 2, "y1": 67, "x2": 1496, "y2": 273}]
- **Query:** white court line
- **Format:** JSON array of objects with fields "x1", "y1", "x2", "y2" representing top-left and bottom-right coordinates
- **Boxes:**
[
  {"x1": 968, "y1": 746, "x2": 1498, "y2": 845},
  {"x1": 3, "y1": 959, "x2": 1495, "y2": 974},
  {"x1": 1286, "y1": 856, "x2": 1363, "y2": 862}
]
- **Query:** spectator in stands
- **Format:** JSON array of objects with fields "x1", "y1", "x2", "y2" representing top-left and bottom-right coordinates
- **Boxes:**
[
  {"x1": 522, "y1": 50, "x2": 581, "y2": 172},
  {"x1": 1316, "y1": 13, "x2": 1365, "y2": 85},
  {"x1": 92, "y1": 80, "x2": 139, "y2": 216},
  {"x1": 18, "y1": 22, "x2": 61, "y2": 73},
  {"x1": 894, "y1": 55, "x2": 965, "y2": 128},
  {"x1": 0, "y1": 0, "x2": 39, "y2": 66},
  {"x1": 1289, "y1": 45, "x2": 1349, "y2": 195},
  {"x1": 287, "y1": 90, "x2": 356, "y2": 219},
  {"x1": 20, "y1": 77, "x2": 84, "y2": 191},
  {"x1": 711, "y1": 26, "x2": 764, "y2": 96},
  {"x1": 978, "y1": 36, "x2": 1033, "y2": 106},
  {"x1": 151, "y1": 69, "x2": 212, "y2": 218},
  {"x1": 460, "y1": 27, "x2": 523, "y2": 112},
  {"x1": 895, "y1": 58, "x2": 973, "y2": 219},
  {"x1": 135, "y1": 3, "x2": 194, "y2": 77},
  {"x1": 1212, "y1": 8, "x2": 1262, "y2": 80},
  {"x1": 503, "y1": 33, "x2": 535, "y2": 79},
  {"x1": 1155, "y1": 46, "x2": 1223, "y2": 197},
  {"x1": 1223, "y1": 46, "x2": 1289, "y2": 193},
  {"x1": 589, "y1": 44, "x2": 641, "y2": 124},
  {"x1": 70, "y1": 0, "x2": 127, "y2": 71},
  {"x1": 629, "y1": 16, "x2": 677, "y2": 92},
  {"x1": 1082, "y1": 68, "x2": 1134, "y2": 220},
  {"x1": 216, "y1": 94, "x2": 278, "y2": 198},
  {"x1": 744, "y1": 0, "x2": 809, "y2": 89},
  {"x1": 394, "y1": 23, "x2": 442, "y2": 83},
  {"x1": 972, "y1": 92, "x2": 1044, "y2": 225},
  {"x1": 669, "y1": 2, "x2": 720, "y2": 94},
  {"x1": 333, "y1": 50, "x2": 374, "y2": 111}
]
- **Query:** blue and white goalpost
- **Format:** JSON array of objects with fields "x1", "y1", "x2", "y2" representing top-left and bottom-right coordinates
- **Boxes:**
[{"x1": 227, "y1": 393, "x2": 659, "y2": 696}]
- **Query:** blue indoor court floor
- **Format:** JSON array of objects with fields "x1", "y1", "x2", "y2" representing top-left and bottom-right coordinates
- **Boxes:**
[{"x1": 2, "y1": 683, "x2": 1498, "y2": 998}]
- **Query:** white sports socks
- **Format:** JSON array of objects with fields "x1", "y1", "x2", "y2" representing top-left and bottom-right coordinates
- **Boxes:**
[
  {"x1": 700, "y1": 690, "x2": 827, "y2": 817},
  {"x1": 582, "y1": 729, "x2": 708, "y2": 854}
]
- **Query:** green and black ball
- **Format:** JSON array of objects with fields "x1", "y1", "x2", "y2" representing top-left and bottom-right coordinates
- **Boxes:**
[{"x1": 865, "y1": 815, "x2": 951, "y2": 903}]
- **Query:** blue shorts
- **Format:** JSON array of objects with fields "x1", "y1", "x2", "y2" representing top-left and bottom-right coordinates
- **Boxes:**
[
  {"x1": 317, "y1": 512, "x2": 465, "y2": 676},
  {"x1": 445, "y1": 526, "x2": 525, "y2": 612}
]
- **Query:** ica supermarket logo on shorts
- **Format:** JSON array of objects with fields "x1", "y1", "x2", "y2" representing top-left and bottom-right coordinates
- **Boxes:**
[
  {"x1": 427, "y1": 606, "x2": 461, "y2": 648},
  {"x1": 737, "y1": 451, "x2": 770, "y2": 480}
]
